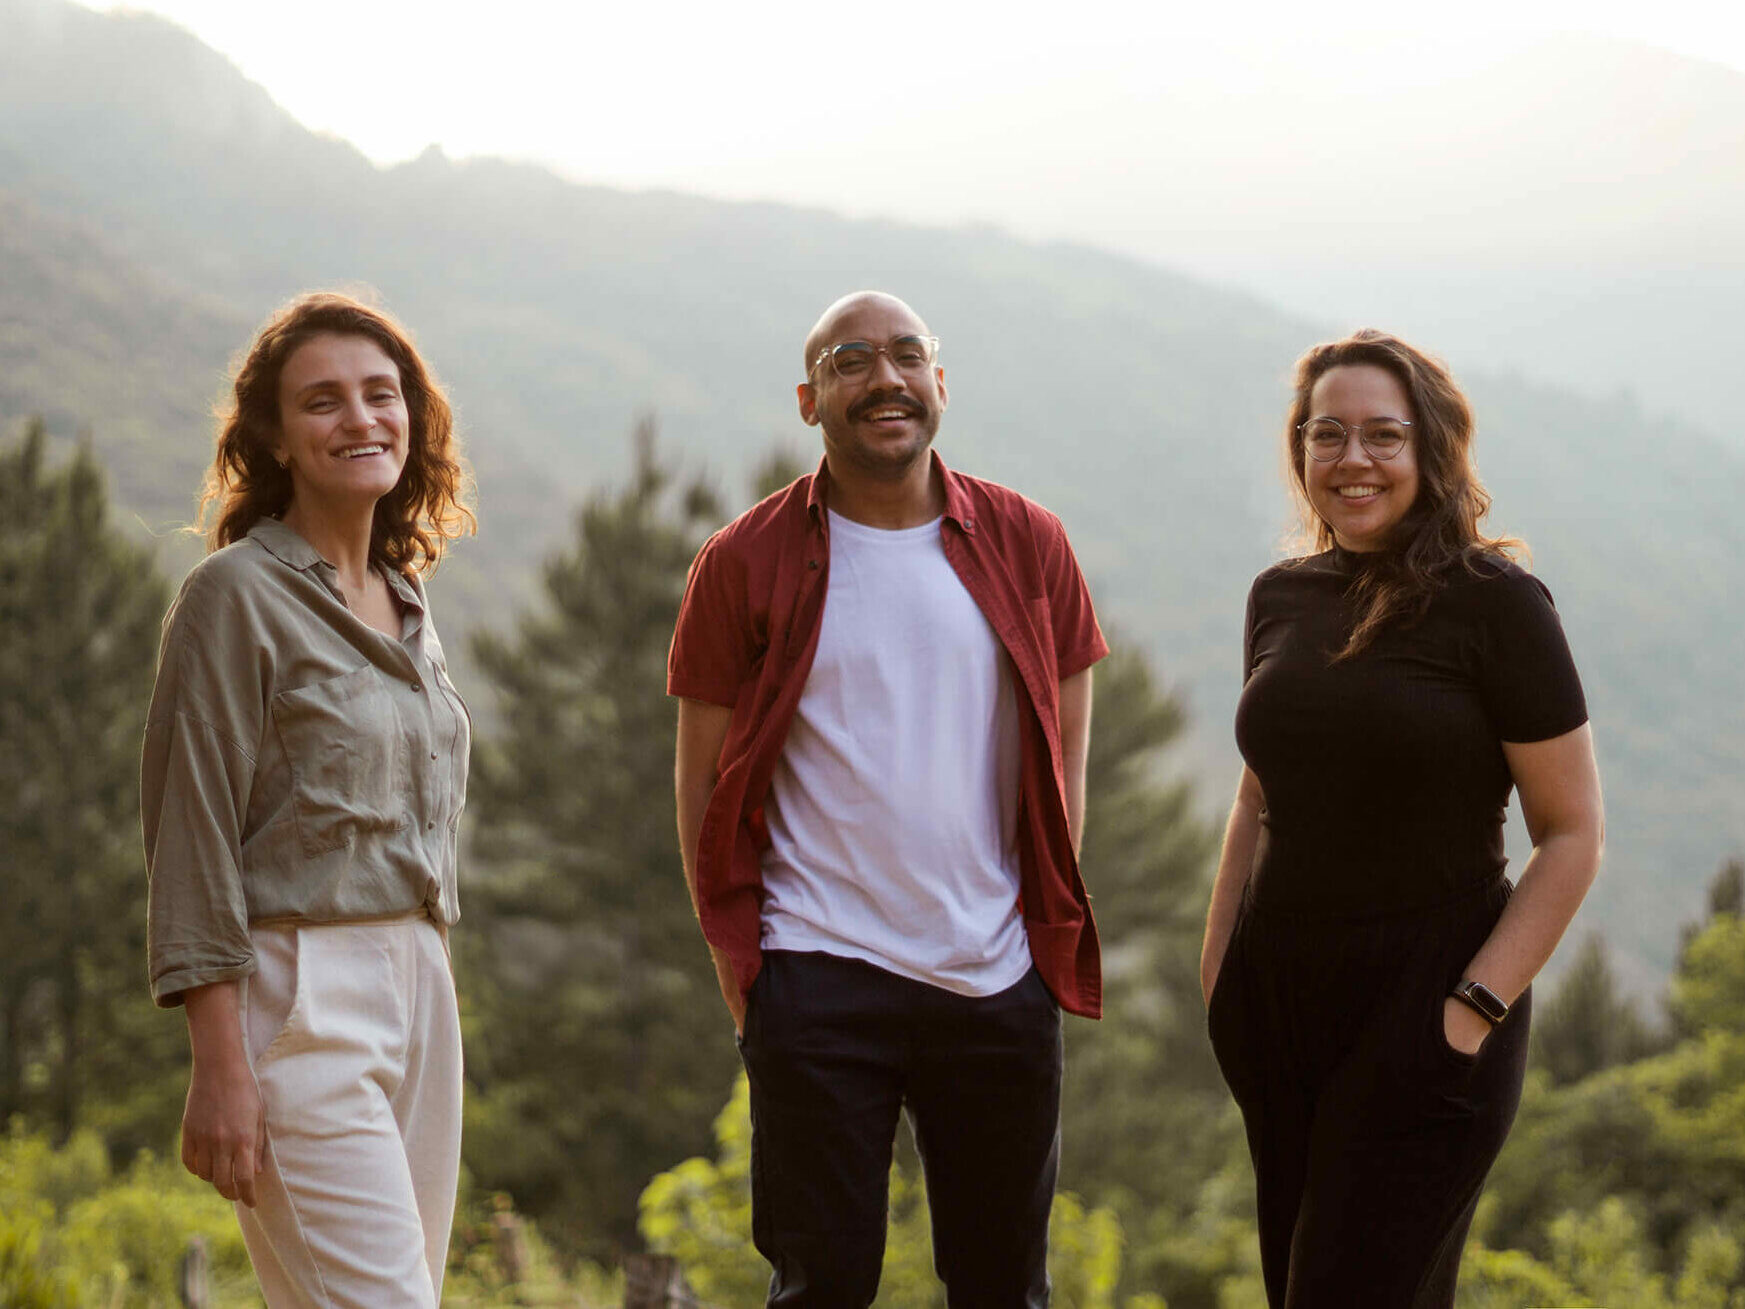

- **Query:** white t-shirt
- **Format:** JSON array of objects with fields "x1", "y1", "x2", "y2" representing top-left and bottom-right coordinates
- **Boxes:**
[{"x1": 759, "y1": 510, "x2": 1031, "y2": 996}]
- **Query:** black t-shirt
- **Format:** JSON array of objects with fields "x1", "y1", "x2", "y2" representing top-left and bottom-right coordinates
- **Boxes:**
[{"x1": 1235, "y1": 549, "x2": 1588, "y2": 914}]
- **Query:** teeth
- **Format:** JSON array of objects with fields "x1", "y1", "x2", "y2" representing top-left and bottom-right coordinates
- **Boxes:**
[
  {"x1": 1337, "y1": 486, "x2": 1381, "y2": 498},
  {"x1": 869, "y1": 409, "x2": 909, "y2": 420},
  {"x1": 340, "y1": 445, "x2": 385, "y2": 459}
]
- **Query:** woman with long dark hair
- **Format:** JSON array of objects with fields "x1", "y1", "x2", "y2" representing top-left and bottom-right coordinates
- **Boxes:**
[
  {"x1": 142, "y1": 291, "x2": 475, "y2": 1303},
  {"x1": 1201, "y1": 330, "x2": 1604, "y2": 1306}
]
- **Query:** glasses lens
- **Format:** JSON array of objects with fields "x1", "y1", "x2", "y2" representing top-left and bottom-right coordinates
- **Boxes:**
[
  {"x1": 890, "y1": 336, "x2": 935, "y2": 369},
  {"x1": 826, "y1": 338, "x2": 937, "y2": 380},
  {"x1": 1303, "y1": 419, "x2": 1346, "y2": 461},
  {"x1": 830, "y1": 343, "x2": 875, "y2": 379},
  {"x1": 1362, "y1": 424, "x2": 1408, "y2": 459}
]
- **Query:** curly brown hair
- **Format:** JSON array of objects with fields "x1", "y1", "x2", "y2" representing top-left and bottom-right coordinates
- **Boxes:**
[
  {"x1": 198, "y1": 291, "x2": 476, "y2": 574},
  {"x1": 1284, "y1": 329, "x2": 1522, "y2": 659}
]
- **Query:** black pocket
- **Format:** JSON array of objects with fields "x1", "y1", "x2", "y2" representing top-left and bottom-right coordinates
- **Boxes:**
[{"x1": 1429, "y1": 992, "x2": 1484, "y2": 1070}]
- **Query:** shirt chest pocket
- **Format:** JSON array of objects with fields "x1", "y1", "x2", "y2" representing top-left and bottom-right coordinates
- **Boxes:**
[{"x1": 272, "y1": 664, "x2": 409, "y2": 857}]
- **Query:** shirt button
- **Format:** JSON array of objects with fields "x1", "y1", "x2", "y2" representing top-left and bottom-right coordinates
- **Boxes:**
[
  {"x1": 807, "y1": 559, "x2": 819, "y2": 570},
  {"x1": 430, "y1": 751, "x2": 439, "y2": 761},
  {"x1": 426, "y1": 820, "x2": 436, "y2": 830},
  {"x1": 411, "y1": 682, "x2": 423, "y2": 693}
]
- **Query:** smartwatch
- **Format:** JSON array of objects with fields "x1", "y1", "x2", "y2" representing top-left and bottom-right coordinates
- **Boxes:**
[{"x1": 1451, "y1": 979, "x2": 1509, "y2": 1026}]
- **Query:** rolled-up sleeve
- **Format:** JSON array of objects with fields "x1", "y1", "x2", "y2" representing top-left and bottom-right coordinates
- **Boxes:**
[
  {"x1": 667, "y1": 530, "x2": 758, "y2": 708},
  {"x1": 141, "y1": 585, "x2": 261, "y2": 1007},
  {"x1": 1038, "y1": 508, "x2": 1108, "y2": 680}
]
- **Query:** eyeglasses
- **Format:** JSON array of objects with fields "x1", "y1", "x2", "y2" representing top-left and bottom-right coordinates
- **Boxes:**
[
  {"x1": 810, "y1": 335, "x2": 940, "y2": 382},
  {"x1": 1299, "y1": 417, "x2": 1413, "y2": 462}
]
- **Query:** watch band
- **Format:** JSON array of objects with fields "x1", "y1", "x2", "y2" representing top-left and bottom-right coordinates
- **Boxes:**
[{"x1": 1451, "y1": 979, "x2": 1509, "y2": 1026}]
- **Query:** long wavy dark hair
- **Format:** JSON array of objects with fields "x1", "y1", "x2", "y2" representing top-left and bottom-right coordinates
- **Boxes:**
[
  {"x1": 197, "y1": 291, "x2": 476, "y2": 574},
  {"x1": 1285, "y1": 329, "x2": 1521, "y2": 659}
]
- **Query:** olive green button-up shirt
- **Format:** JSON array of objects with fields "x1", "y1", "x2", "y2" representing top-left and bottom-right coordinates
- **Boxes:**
[{"x1": 141, "y1": 518, "x2": 470, "y2": 1007}]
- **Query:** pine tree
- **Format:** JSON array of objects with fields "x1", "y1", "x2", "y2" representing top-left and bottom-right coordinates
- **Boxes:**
[
  {"x1": 1671, "y1": 858, "x2": 1745, "y2": 1038},
  {"x1": 1052, "y1": 643, "x2": 1228, "y2": 1295},
  {"x1": 458, "y1": 418, "x2": 735, "y2": 1259},
  {"x1": 1531, "y1": 932, "x2": 1660, "y2": 1085},
  {"x1": 0, "y1": 420, "x2": 176, "y2": 1149}
]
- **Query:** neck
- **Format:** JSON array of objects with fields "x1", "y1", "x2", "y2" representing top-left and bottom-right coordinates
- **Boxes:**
[
  {"x1": 823, "y1": 452, "x2": 944, "y2": 530},
  {"x1": 280, "y1": 497, "x2": 380, "y2": 590}
]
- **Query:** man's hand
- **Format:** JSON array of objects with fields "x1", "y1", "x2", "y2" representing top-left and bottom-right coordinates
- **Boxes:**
[{"x1": 712, "y1": 948, "x2": 748, "y2": 1036}]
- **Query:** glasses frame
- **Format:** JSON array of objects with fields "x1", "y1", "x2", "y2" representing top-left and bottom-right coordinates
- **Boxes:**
[
  {"x1": 809, "y1": 335, "x2": 941, "y2": 383},
  {"x1": 1298, "y1": 416, "x2": 1414, "y2": 462}
]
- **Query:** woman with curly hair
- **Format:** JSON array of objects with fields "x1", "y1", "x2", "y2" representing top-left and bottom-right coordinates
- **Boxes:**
[
  {"x1": 141, "y1": 291, "x2": 476, "y2": 1304},
  {"x1": 1200, "y1": 330, "x2": 1604, "y2": 1307}
]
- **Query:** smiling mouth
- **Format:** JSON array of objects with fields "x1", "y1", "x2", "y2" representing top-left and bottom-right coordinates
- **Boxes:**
[
  {"x1": 1336, "y1": 485, "x2": 1383, "y2": 500},
  {"x1": 337, "y1": 444, "x2": 387, "y2": 459},
  {"x1": 851, "y1": 397, "x2": 923, "y2": 422}
]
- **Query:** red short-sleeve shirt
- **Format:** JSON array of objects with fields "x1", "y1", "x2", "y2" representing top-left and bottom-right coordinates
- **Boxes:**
[{"x1": 668, "y1": 454, "x2": 1109, "y2": 1017}]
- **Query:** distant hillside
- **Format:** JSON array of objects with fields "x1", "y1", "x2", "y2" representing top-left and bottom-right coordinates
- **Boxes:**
[
  {"x1": 635, "y1": 28, "x2": 1745, "y2": 444},
  {"x1": 3, "y1": 0, "x2": 1741, "y2": 990}
]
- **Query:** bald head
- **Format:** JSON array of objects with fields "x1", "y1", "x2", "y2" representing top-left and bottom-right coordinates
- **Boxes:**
[{"x1": 802, "y1": 291, "x2": 931, "y2": 376}]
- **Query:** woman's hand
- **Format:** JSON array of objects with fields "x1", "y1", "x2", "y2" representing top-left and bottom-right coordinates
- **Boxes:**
[
  {"x1": 180, "y1": 981, "x2": 268, "y2": 1207},
  {"x1": 1442, "y1": 996, "x2": 1493, "y2": 1057}
]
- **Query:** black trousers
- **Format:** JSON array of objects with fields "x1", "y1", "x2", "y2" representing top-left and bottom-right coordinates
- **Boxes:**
[
  {"x1": 737, "y1": 950, "x2": 1063, "y2": 1308},
  {"x1": 1208, "y1": 880, "x2": 1531, "y2": 1309}
]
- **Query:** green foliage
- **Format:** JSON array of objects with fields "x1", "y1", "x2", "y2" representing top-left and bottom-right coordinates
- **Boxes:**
[
  {"x1": 459, "y1": 420, "x2": 739, "y2": 1259},
  {"x1": 445, "y1": 1174, "x2": 624, "y2": 1307},
  {"x1": 1674, "y1": 914, "x2": 1745, "y2": 1037},
  {"x1": 639, "y1": 1072, "x2": 1129, "y2": 1308},
  {"x1": 1533, "y1": 931, "x2": 1664, "y2": 1085},
  {"x1": 1125, "y1": 1148, "x2": 1260, "y2": 1309},
  {"x1": 1057, "y1": 642, "x2": 1226, "y2": 1301},
  {"x1": 0, "y1": 421, "x2": 181, "y2": 1152},
  {"x1": 634, "y1": 1077, "x2": 763, "y2": 1307},
  {"x1": 1470, "y1": 891, "x2": 1745, "y2": 1304},
  {"x1": 1481, "y1": 1034, "x2": 1745, "y2": 1275},
  {"x1": 0, "y1": 1121, "x2": 257, "y2": 1306},
  {"x1": 1456, "y1": 1240, "x2": 1584, "y2": 1308},
  {"x1": 0, "y1": 1197, "x2": 84, "y2": 1309}
]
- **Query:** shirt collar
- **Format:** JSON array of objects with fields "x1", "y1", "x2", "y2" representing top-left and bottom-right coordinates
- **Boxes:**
[
  {"x1": 246, "y1": 518, "x2": 427, "y2": 617},
  {"x1": 247, "y1": 517, "x2": 325, "y2": 570},
  {"x1": 806, "y1": 451, "x2": 976, "y2": 534}
]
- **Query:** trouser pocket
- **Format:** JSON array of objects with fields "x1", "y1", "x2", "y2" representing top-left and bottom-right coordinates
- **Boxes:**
[{"x1": 244, "y1": 926, "x2": 304, "y2": 1067}]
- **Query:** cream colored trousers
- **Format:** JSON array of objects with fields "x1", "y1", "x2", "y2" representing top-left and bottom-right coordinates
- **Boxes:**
[{"x1": 236, "y1": 917, "x2": 462, "y2": 1307}]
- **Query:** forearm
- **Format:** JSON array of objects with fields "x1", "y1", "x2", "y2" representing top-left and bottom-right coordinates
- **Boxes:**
[
  {"x1": 1461, "y1": 827, "x2": 1603, "y2": 1004},
  {"x1": 183, "y1": 979, "x2": 249, "y2": 1071},
  {"x1": 674, "y1": 776, "x2": 712, "y2": 922},
  {"x1": 674, "y1": 699, "x2": 745, "y2": 1029},
  {"x1": 1058, "y1": 668, "x2": 1093, "y2": 857},
  {"x1": 1063, "y1": 745, "x2": 1088, "y2": 858},
  {"x1": 1464, "y1": 725, "x2": 1606, "y2": 1006},
  {"x1": 676, "y1": 774, "x2": 742, "y2": 1003},
  {"x1": 1201, "y1": 768, "x2": 1263, "y2": 1003}
]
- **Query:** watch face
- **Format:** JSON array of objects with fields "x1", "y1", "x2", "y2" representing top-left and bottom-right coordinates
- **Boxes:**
[{"x1": 1462, "y1": 982, "x2": 1509, "y2": 1022}]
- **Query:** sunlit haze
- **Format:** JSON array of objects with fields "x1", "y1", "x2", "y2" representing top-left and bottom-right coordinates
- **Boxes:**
[
  {"x1": 90, "y1": 0, "x2": 1745, "y2": 233},
  {"x1": 62, "y1": 0, "x2": 1745, "y2": 440}
]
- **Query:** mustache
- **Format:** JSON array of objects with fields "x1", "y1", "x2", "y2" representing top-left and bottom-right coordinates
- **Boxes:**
[{"x1": 848, "y1": 393, "x2": 925, "y2": 421}]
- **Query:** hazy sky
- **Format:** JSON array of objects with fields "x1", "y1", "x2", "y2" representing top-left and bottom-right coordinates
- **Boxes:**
[
  {"x1": 88, "y1": 0, "x2": 1745, "y2": 221},
  {"x1": 70, "y1": 0, "x2": 1744, "y2": 440}
]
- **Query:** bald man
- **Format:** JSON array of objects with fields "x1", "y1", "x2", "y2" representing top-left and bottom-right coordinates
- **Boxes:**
[{"x1": 669, "y1": 291, "x2": 1108, "y2": 1304}]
